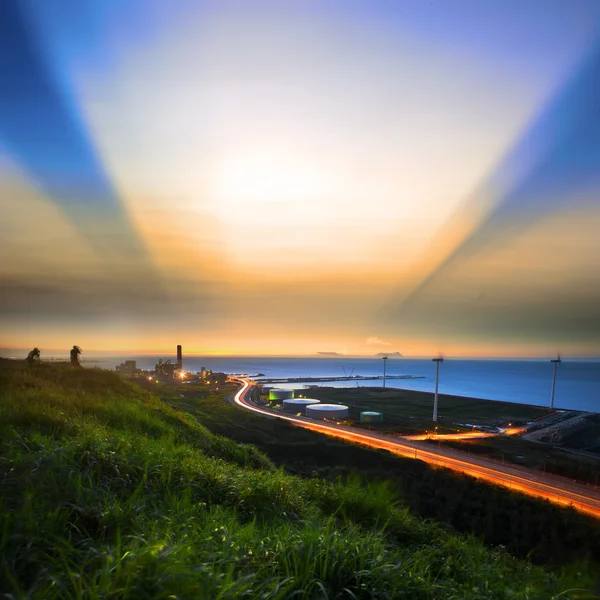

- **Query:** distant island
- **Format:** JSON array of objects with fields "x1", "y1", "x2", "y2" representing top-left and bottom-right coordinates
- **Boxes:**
[
  {"x1": 317, "y1": 351, "x2": 344, "y2": 356},
  {"x1": 375, "y1": 352, "x2": 404, "y2": 357}
]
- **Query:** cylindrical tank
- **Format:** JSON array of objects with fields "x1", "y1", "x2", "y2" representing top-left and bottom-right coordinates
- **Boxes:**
[
  {"x1": 269, "y1": 388, "x2": 295, "y2": 401},
  {"x1": 305, "y1": 404, "x2": 349, "y2": 420},
  {"x1": 282, "y1": 398, "x2": 320, "y2": 415},
  {"x1": 260, "y1": 386, "x2": 273, "y2": 395},
  {"x1": 360, "y1": 411, "x2": 383, "y2": 423}
]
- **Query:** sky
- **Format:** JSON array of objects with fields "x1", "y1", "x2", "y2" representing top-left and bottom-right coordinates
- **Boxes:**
[{"x1": 1, "y1": 0, "x2": 600, "y2": 357}]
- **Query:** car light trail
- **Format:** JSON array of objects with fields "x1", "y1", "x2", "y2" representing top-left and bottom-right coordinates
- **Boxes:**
[
  {"x1": 233, "y1": 379, "x2": 600, "y2": 520},
  {"x1": 503, "y1": 427, "x2": 527, "y2": 436},
  {"x1": 404, "y1": 432, "x2": 497, "y2": 441}
]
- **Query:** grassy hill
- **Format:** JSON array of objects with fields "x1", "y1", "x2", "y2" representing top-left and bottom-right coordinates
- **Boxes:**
[{"x1": 0, "y1": 366, "x2": 594, "y2": 598}]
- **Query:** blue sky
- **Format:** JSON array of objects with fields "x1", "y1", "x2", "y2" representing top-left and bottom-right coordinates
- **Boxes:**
[{"x1": 2, "y1": 1, "x2": 600, "y2": 355}]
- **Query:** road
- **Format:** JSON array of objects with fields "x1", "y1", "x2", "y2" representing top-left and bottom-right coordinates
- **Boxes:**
[
  {"x1": 404, "y1": 432, "x2": 498, "y2": 441},
  {"x1": 233, "y1": 379, "x2": 600, "y2": 519}
]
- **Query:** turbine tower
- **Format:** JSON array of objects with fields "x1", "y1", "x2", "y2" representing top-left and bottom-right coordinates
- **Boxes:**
[
  {"x1": 382, "y1": 356, "x2": 388, "y2": 388},
  {"x1": 432, "y1": 357, "x2": 444, "y2": 422},
  {"x1": 550, "y1": 355, "x2": 561, "y2": 410}
]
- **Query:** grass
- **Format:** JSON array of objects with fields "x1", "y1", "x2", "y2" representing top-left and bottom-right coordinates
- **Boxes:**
[
  {"x1": 560, "y1": 416, "x2": 600, "y2": 454},
  {"x1": 149, "y1": 380, "x2": 600, "y2": 569},
  {"x1": 291, "y1": 386, "x2": 553, "y2": 435},
  {"x1": 432, "y1": 435, "x2": 600, "y2": 484},
  {"x1": 0, "y1": 366, "x2": 596, "y2": 598}
]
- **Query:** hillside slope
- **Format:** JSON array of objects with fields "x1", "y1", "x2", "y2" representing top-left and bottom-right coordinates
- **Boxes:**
[{"x1": 0, "y1": 367, "x2": 591, "y2": 598}]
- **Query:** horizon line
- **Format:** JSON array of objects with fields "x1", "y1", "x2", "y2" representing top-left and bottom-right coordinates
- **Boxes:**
[{"x1": 1, "y1": 348, "x2": 598, "y2": 361}]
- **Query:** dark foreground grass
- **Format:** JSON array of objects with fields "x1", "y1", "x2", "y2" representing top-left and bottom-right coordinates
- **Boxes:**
[{"x1": 0, "y1": 367, "x2": 594, "y2": 599}]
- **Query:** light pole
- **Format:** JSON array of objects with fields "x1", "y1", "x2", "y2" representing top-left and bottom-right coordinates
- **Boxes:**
[
  {"x1": 550, "y1": 356, "x2": 561, "y2": 410},
  {"x1": 382, "y1": 356, "x2": 388, "y2": 388},
  {"x1": 432, "y1": 357, "x2": 444, "y2": 423}
]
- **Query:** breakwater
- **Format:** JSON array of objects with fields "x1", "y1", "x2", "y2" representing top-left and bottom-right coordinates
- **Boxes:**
[{"x1": 256, "y1": 375, "x2": 425, "y2": 384}]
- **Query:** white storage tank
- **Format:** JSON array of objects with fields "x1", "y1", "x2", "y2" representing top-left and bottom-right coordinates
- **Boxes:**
[
  {"x1": 282, "y1": 398, "x2": 321, "y2": 415},
  {"x1": 269, "y1": 388, "x2": 295, "y2": 401},
  {"x1": 306, "y1": 404, "x2": 349, "y2": 420}
]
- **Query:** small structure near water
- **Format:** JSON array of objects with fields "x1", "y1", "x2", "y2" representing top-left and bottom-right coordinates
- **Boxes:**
[{"x1": 360, "y1": 411, "x2": 383, "y2": 423}]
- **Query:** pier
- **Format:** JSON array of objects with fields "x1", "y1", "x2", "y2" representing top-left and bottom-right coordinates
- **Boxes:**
[{"x1": 255, "y1": 375, "x2": 425, "y2": 384}]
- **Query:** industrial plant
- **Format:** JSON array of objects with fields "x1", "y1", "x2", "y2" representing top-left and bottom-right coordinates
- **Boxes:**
[
  {"x1": 114, "y1": 345, "x2": 229, "y2": 385},
  {"x1": 154, "y1": 359, "x2": 178, "y2": 379},
  {"x1": 115, "y1": 360, "x2": 141, "y2": 378}
]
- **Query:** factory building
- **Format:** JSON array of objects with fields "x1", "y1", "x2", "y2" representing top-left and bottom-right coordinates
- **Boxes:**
[
  {"x1": 306, "y1": 404, "x2": 349, "y2": 420},
  {"x1": 269, "y1": 388, "x2": 295, "y2": 401},
  {"x1": 155, "y1": 359, "x2": 178, "y2": 379},
  {"x1": 152, "y1": 345, "x2": 185, "y2": 380},
  {"x1": 282, "y1": 398, "x2": 320, "y2": 415},
  {"x1": 115, "y1": 360, "x2": 140, "y2": 378},
  {"x1": 209, "y1": 372, "x2": 228, "y2": 386},
  {"x1": 360, "y1": 411, "x2": 383, "y2": 423},
  {"x1": 193, "y1": 367, "x2": 227, "y2": 385}
]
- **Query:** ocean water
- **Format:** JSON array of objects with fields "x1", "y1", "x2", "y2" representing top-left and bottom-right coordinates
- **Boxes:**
[{"x1": 85, "y1": 355, "x2": 600, "y2": 413}]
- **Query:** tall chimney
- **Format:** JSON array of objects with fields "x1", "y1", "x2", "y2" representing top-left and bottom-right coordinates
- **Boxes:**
[{"x1": 177, "y1": 345, "x2": 183, "y2": 372}]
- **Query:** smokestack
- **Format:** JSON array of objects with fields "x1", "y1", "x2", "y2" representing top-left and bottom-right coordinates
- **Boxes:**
[{"x1": 177, "y1": 345, "x2": 183, "y2": 372}]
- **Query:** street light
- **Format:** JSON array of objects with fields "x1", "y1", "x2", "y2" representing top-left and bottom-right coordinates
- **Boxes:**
[
  {"x1": 382, "y1": 356, "x2": 388, "y2": 389},
  {"x1": 432, "y1": 357, "x2": 444, "y2": 423},
  {"x1": 550, "y1": 356, "x2": 561, "y2": 410}
]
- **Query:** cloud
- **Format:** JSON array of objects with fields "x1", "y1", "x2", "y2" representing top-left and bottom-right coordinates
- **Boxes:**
[{"x1": 366, "y1": 336, "x2": 391, "y2": 346}]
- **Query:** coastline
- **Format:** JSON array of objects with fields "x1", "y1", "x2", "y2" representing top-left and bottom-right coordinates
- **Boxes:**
[{"x1": 3, "y1": 354, "x2": 598, "y2": 412}]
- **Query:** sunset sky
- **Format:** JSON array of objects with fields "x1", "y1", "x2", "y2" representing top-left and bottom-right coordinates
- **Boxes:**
[{"x1": 2, "y1": 1, "x2": 600, "y2": 357}]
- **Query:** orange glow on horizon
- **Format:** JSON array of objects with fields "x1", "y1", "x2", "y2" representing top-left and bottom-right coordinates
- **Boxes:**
[{"x1": 3, "y1": 338, "x2": 594, "y2": 359}]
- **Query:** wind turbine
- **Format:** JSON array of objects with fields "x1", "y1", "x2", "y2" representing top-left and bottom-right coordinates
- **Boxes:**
[
  {"x1": 550, "y1": 353, "x2": 562, "y2": 410},
  {"x1": 432, "y1": 355, "x2": 444, "y2": 423},
  {"x1": 382, "y1": 356, "x2": 388, "y2": 388}
]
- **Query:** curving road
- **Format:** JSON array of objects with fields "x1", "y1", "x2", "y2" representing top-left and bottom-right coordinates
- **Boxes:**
[{"x1": 233, "y1": 379, "x2": 600, "y2": 519}]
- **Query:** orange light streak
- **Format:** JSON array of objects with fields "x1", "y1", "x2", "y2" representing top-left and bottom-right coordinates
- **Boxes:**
[
  {"x1": 503, "y1": 427, "x2": 527, "y2": 436},
  {"x1": 233, "y1": 380, "x2": 600, "y2": 520},
  {"x1": 404, "y1": 432, "x2": 497, "y2": 441}
]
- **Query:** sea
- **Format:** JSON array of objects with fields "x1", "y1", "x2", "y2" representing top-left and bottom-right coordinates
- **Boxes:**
[{"x1": 80, "y1": 355, "x2": 600, "y2": 413}]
